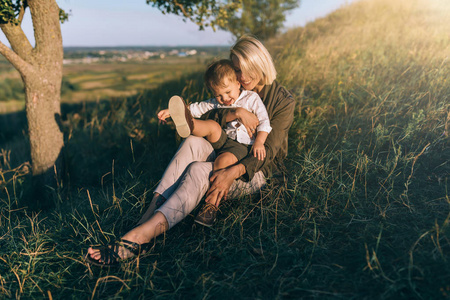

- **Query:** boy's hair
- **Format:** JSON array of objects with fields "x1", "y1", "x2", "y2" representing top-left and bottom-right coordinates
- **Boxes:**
[
  {"x1": 204, "y1": 59, "x2": 238, "y2": 91},
  {"x1": 230, "y1": 35, "x2": 277, "y2": 85}
]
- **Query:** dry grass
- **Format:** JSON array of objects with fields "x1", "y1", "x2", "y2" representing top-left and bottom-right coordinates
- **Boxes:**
[{"x1": 0, "y1": 0, "x2": 449, "y2": 298}]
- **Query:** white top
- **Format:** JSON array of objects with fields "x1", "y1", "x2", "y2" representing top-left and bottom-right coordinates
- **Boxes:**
[{"x1": 189, "y1": 90, "x2": 272, "y2": 145}]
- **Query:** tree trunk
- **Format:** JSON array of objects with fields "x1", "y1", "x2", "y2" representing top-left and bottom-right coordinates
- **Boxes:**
[
  {"x1": 24, "y1": 70, "x2": 63, "y2": 177},
  {"x1": 0, "y1": 0, "x2": 64, "y2": 206},
  {"x1": 26, "y1": 0, "x2": 65, "y2": 204},
  {"x1": 24, "y1": 68, "x2": 64, "y2": 206}
]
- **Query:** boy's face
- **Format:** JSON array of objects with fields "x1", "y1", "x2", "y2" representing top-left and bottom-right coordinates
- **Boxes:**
[{"x1": 212, "y1": 78, "x2": 241, "y2": 106}]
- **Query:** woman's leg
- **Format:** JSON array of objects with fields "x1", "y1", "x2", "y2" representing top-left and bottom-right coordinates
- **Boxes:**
[
  {"x1": 137, "y1": 193, "x2": 166, "y2": 225},
  {"x1": 154, "y1": 136, "x2": 215, "y2": 199},
  {"x1": 137, "y1": 136, "x2": 215, "y2": 225},
  {"x1": 194, "y1": 170, "x2": 267, "y2": 226},
  {"x1": 156, "y1": 161, "x2": 213, "y2": 228},
  {"x1": 88, "y1": 161, "x2": 214, "y2": 261},
  {"x1": 87, "y1": 211, "x2": 169, "y2": 261}
]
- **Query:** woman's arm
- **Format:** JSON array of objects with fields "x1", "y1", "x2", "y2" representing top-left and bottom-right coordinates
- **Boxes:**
[
  {"x1": 226, "y1": 108, "x2": 260, "y2": 138},
  {"x1": 240, "y1": 90, "x2": 295, "y2": 181},
  {"x1": 206, "y1": 88, "x2": 295, "y2": 204},
  {"x1": 201, "y1": 108, "x2": 260, "y2": 138}
]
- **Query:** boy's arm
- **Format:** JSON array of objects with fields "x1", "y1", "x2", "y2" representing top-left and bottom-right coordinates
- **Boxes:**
[
  {"x1": 200, "y1": 108, "x2": 231, "y2": 126},
  {"x1": 157, "y1": 109, "x2": 170, "y2": 122},
  {"x1": 252, "y1": 131, "x2": 268, "y2": 160},
  {"x1": 254, "y1": 131, "x2": 269, "y2": 145},
  {"x1": 190, "y1": 99, "x2": 218, "y2": 118}
]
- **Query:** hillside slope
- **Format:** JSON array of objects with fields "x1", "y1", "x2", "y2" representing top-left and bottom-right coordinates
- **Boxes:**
[
  {"x1": 266, "y1": 0, "x2": 450, "y2": 297},
  {"x1": 0, "y1": 0, "x2": 448, "y2": 298}
]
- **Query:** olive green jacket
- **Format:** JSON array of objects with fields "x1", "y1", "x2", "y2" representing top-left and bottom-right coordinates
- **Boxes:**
[{"x1": 202, "y1": 80, "x2": 295, "y2": 181}]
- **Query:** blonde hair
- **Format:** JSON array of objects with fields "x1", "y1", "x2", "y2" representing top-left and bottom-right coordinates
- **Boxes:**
[
  {"x1": 230, "y1": 35, "x2": 277, "y2": 85},
  {"x1": 204, "y1": 59, "x2": 238, "y2": 91}
]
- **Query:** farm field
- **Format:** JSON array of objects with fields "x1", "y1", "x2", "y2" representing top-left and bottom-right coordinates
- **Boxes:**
[
  {"x1": 61, "y1": 59, "x2": 206, "y2": 102},
  {"x1": 0, "y1": 0, "x2": 449, "y2": 298},
  {"x1": 0, "y1": 53, "x2": 221, "y2": 113}
]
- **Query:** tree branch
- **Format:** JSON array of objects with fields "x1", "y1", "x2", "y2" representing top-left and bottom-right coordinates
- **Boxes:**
[
  {"x1": 28, "y1": 0, "x2": 63, "y2": 59},
  {"x1": 173, "y1": 0, "x2": 190, "y2": 19},
  {"x1": 0, "y1": 41, "x2": 32, "y2": 77},
  {"x1": 18, "y1": 3, "x2": 26, "y2": 24},
  {"x1": 0, "y1": 22, "x2": 33, "y2": 61}
]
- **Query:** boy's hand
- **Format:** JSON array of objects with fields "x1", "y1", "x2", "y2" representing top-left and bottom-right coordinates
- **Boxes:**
[
  {"x1": 252, "y1": 141, "x2": 266, "y2": 161},
  {"x1": 157, "y1": 109, "x2": 170, "y2": 123}
]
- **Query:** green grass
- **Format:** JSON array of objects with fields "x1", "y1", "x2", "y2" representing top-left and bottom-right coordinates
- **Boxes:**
[{"x1": 0, "y1": 0, "x2": 449, "y2": 298}]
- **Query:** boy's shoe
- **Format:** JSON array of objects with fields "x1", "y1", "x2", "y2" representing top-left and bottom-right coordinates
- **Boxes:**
[
  {"x1": 194, "y1": 203, "x2": 219, "y2": 227},
  {"x1": 169, "y1": 95, "x2": 194, "y2": 138}
]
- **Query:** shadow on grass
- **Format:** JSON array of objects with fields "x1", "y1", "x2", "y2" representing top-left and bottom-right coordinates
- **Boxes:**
[{"x1": 0, "y1": 71, "x2": 206, "y2": 211}]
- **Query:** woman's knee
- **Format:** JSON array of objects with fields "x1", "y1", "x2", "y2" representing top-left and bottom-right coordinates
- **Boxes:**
[
  {"x1": 183, "y1": 136, "x2": 214, "y2": 156},
  {"x1": 183, "y1": 136, "x2": 209, "y2": 149},
  {"x1": 186, "y1": 161, "x2": 213, "y2": 180}
]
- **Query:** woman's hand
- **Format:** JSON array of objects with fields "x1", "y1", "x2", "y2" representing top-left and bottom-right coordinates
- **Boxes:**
[
  {"x1": 238, "y1": 108, "x2": 260, "y2": 138},
  {"x1": 157, "y1": 109, "x2": 170, "y2": 124},
  {"x1": 227, "y1": 108, "x2": 259, "y2": 138},
  {"x1": 205, "y1": 164, "x2": 245, "y2": 206}
]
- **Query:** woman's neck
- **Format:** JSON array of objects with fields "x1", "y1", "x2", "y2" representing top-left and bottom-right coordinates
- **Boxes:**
[{"x1": 253, "y1": 84, "x2": 265, "y2": 98}]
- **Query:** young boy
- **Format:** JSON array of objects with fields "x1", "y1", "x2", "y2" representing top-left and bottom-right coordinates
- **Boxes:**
[{"x1": 157, "y1": 59, "x2": 271, "y2": 226}]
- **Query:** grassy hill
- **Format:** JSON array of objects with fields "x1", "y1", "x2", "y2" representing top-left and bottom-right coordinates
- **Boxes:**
[{"x1": 0, "y1": 0, "x2": 449, "y2": 298}]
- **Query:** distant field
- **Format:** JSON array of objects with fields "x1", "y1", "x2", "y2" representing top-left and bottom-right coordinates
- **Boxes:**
[
  {"x1": 62, "y1": 59, "x2": 208, "y2": 102},
  {"x1": 0, "y1": 56, "x2": 213, "y2": 113}
]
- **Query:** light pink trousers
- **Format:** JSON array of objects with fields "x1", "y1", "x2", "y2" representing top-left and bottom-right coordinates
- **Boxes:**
[{"x1": 155, "y1": 136, "x2": 266, "y2": 228}]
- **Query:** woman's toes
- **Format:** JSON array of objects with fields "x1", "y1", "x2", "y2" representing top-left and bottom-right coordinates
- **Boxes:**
[{"x1": 87, "y1": 247, "x2": 101, "y2": 259}]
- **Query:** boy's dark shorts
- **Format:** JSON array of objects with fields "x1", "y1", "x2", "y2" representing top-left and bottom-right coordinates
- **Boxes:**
[{"x1": 210, "y1": 130, "x2": 251, "y2": 161}]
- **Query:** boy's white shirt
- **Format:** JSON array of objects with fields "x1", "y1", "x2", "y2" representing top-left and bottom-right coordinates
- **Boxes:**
[{"x1": 189, "y1": 89, "x2": 272, "y2": 145}]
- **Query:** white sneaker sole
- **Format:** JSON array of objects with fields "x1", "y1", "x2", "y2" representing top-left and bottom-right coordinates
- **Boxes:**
[{"x1": 169, "y1": 96, "x2": 191, "y2": 138}]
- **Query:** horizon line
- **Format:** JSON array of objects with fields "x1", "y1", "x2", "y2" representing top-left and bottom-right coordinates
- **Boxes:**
[{"x1": 63, "y1": 45, "x2": 232, "y2": 48}]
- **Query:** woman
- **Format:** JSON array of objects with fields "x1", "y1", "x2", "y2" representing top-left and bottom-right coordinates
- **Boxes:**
[{"x1": 86, "y1": 36, "x2": 295, "y2": 266}]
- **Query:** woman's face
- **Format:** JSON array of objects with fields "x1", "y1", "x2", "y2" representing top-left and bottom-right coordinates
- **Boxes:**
[{"x1": 231, "y1": 55, "x2": 263, "y2": 93}]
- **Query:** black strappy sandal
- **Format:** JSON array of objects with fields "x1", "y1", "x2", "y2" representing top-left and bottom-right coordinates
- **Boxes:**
[{"x1": 85, "y1": 239, "x2": 151, "y2": 267}]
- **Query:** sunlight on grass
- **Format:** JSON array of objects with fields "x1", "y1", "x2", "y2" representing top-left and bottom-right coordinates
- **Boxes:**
[{"x1": 0, "y1": 0, "x2": 448, "y2": 298}]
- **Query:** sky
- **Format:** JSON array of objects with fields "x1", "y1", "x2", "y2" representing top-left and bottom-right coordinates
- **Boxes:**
[{"x1": 1, "y1": 0, "x2": 357, "y2": 47}]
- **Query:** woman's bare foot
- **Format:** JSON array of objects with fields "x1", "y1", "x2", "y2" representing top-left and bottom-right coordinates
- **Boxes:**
[{"x1": 86, "y1": 212, "x2": 169, "y2": 264}]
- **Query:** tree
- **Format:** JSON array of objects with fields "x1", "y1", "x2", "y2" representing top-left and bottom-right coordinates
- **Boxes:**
[
  {"x1": 0, "y1": 0, "x2": 66, "y2": 204},
  {"x1": 221, "y1": 0, "x2": 300, "y2": 40},
  {"x1": 0, "y1": 0, "x2": 239, "y2": 203},
  {"x1": 146, "y1": 0, "x2": 240, "y2": 30}
]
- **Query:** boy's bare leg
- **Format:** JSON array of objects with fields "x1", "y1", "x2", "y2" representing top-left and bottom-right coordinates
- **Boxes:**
[
  {"x1": 194, "y1": 152, "x2": 238, "y2": 227},
  {"x1": 192, "y1": 119, "x2": 222, "y2": 144},
  {"x1": 213, "y1": 152, "x2": 238, "y2": 172},
  {"x1": 137, "y1": 193, "x2": 166, "y2": 225},
  {"x1": 205, "y1": 152, "x2": 238, "y2": 207}
]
